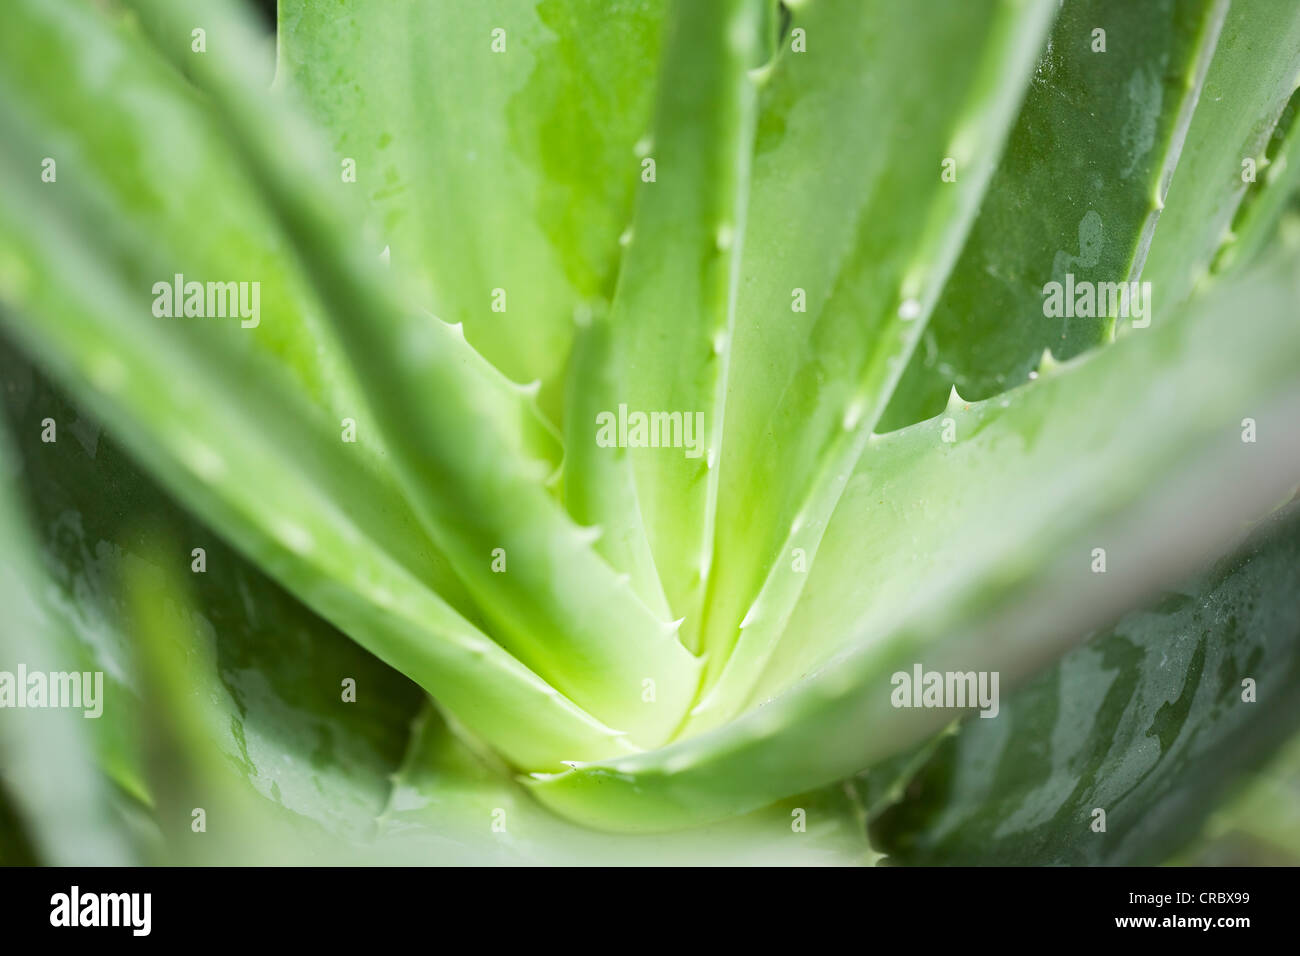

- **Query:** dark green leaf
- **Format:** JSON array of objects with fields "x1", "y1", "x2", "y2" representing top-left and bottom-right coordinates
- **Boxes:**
[{"x1": 871, "y1": 505, "x2": 1300, "y2": 865}]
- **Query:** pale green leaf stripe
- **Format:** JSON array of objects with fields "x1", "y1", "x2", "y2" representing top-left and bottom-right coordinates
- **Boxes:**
[
  {"x1": 0, "y1": 131, "x2": 628, "y2": 771},
  {"x1": 123, "y1": 0, "x2": 701, "y2": 745},
  {"x1": 278, "y1": 0, "x2": 668, "y2": 422},
  {"x1": 1140, "y1": 0, "x2": 1300, "y2": 317},
  {"x1": 583, "y1": 0, "x2": 763, "y2": 651},
  {"x1": 687, "y1": 0, "x2": 1057, "y2": 729},
  {"x1": 528, "y1": 249, "x2": 1300, "y2": 830},
  {"x1": 0, "y1": 427, "x2": 135, "y2": 865}
]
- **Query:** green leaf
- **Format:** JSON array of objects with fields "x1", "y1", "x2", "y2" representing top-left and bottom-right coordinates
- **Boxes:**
[
  {"x1": 690, "y1": 0, "x2": 1056, "y2": 724},
  {"x1": 571, "y1": 0, "x2": 762, "y2": 645},
  {"x1": 869, "y1": 505, "x2": 1300, "y2": 866},
  {"x1": 561, "y1": 306, "x2": 674, "y2": 619},
  {"x1": 1212, "y1": 84, "x2": 1300, "y2": 275},
  {"x1": 1139, "y1": 1, "x2": 1300, "y2": 312},
  {"x1": 278, "y1": 0, "x2": 669, "y2": 420},
  {"x1": 766, "y1": 245, "x2": 1300, "y2": 701},
  {"x1": 121, "y1": 0, "x2": 703, "y2": 747},
  {"x1": 527, "y1": 248, "x2": 1300, "y2": 831},
  {"x1": 880, "y1": 0, "x2": 1230, "y2": 431}
]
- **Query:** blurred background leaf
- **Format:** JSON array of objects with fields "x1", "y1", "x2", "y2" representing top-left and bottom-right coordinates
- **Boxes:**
[
  {"x1": 0, "y1": 340, "x2": 425, "y2": 856},
  {"x1": 869, "y1": 504, "x2": 1300, "y2": 865}
]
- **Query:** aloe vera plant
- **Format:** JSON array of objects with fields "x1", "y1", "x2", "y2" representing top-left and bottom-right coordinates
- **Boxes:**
[{"x1": 1, "y1": 0, "x2": 1299, "y2": 866}]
